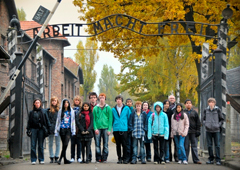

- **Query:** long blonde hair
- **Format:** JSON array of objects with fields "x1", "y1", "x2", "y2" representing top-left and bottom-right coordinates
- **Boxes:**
[
  {"x1": 50, "y1": 96, "x2": 60, "y2": 113},
  {"x1": 73, "y1": 95, "x2": 82, "y2": 108}
]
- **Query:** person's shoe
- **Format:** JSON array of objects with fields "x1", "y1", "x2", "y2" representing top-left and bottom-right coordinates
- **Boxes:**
[
  {"x1": 96, "y1": 159, "x2": 101, "y2": 163},
  {"x1": 50, "y1": 157, "x2": 54, "y2": 163},
  {"x1": 39, "y1": 161, "x2": 44, "y2": 164},
  {"x1": 154, "y1": 161, "x2": 158, "y2": 164},
  {"x1": 206, "y1": 160, "x2": 214, "y2": 164},
  {"x1": 102, "y1": 160, "x2": 107, "y2": 163},
  {"x1": 81, "y1": 160, "x2": 85, "y2": 164},
  {"x1": 141, "y1": 160, "x2": 146, "y2": 164},
  {"x1": 117, "y1": 159, "x2": 122, "y2": 164},
  {"x1": 123, "y1": 160, "x2": 128, "y2": 164},
  {"x1": 166, "y1": 160, "x2": 170, "y2": 163},
  {"x1": 138, "y1": 158, "x2": 141, "y2": 162},
  {"x1": 64, "y1": 159, "x2": 72, "y2": 164},
  {"x1": 161, "y1": 161, "x2": 165, "y2": 165},
  {"x1": 70, "y1": 158, "x2": 75, "y2": 162},
  {"x1": 54, "y1": 157, "x2": 59, "y2": 163},
  {"x1": 77, "y1": 158, "x2": 82, "y2": 163},
  {"x1": 131, "y1": 160, "x2": 137, "y2": 164},
  {"x1": 195, "y1": 161, "x2": 202, "y2": 164},
  {"x1": 31, "y1": 162, "x2": 36, "y2": 165},
  {"x1": 86, "y1": 160, "x2": 89, "y2": 164},
  {"x1": 178, "y1": 160, "x2": 182, "y2": 164},
  {"x1": 175, "y1": 159, "x2": 179, "y2": 162},
  {"x1": 216, "y1": 161, "x2": 221, "y2": 165},
  {"x1": 183, "y1": 160, "x2": 188, "y2": 165},
  {"x1": 147, "y1": 159, "x2": 151, "y2": 162},
  {"x1": 57, "y1": 160, "x2": 61, "y2": 165}
]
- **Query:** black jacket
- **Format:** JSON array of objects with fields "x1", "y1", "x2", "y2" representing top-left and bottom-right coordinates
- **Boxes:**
[
  {"x1": 128, "y1": 109, "x2": 148, "y2": 132},
  {"x1": 183, "y1": 109, "x2": 201, "y2": 133},
  {"x1": 47, "y1": 108, "x2": 58, "y2": 134},
  {"x1": 202, "y1": 106, "x2": 224, "y2": 133},
  {"x1": 27, "y1": 108, "x2": 51, "y2": 130},
  {"x1": 164, "y1": 109, "x2": 174, "y2": 136},
  {"x1": 76, "y1": 112, "x2": 93, "y2": 139}
]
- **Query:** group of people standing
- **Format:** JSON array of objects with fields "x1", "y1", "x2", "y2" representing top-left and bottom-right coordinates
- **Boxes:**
[{"x1": 27, "y1": 93, "x2": 224, "y2": 166}]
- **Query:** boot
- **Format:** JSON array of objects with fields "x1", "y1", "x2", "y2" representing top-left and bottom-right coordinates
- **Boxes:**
[
  {"x1": 50, "y1": 157, "x2": 54, "y2": 163},
  {"x1": 54, "y1": 157, "x2": 59, "y2": 163},
  {"x1": 57, "y1": 157, "x2": 62, "y2": 165}
]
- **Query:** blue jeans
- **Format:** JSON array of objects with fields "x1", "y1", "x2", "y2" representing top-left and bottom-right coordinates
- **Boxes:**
[
  {"x1": 174, "y1": 135, "x2": 187, "y2": 161},
  {"x1": 71, "y1": 135, "x2": 81, "y2": 159},
  {"x1": 164, "y1": 140, "x2": 170, "y2": 161},
  {"x1": 48, "y1": 134, "x2": 61, "y2": 158},
  {"x1": 132, "y1": 137, "x2": 145, "y2": 161},
  {"x1": 95, "y1": 129, "x2": 109, "y2": 161},
  {"x1": 206, "y1": 132, "x2": 221, "y2": 162},
  {"x1": 31, "y1": 128, "x2": 45, "y2": 162}
]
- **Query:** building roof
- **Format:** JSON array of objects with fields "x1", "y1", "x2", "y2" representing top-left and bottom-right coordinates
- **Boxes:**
[
  {"x1": 226, "y1": 66, "x2": 240, "y2": 96},
  {"x1": 64, "y1": 57, "x2": 83, "y2": 84},
  {"x1": 4, "y1": 0, "x2": 18, "y2": 20},
  {"x1": 20, "y1": 21, "x2": 70, "y2": 46}
]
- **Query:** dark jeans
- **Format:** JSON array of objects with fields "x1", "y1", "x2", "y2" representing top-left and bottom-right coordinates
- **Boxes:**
[
  {"x1": 184, "y1": 133, "x2": 200, "y2": 163},
  {"x1": 132, "y1": 137, "x2": 145, "y2": 161},
  {"x1": 169, "y1": 138, "x2": 178, "y2": 161},
  {"x1": 206, "y1": 132, "x2": 221, "y2": 162},
  {"x1": 127, "y1": 133, "x2": 133, "y2": 161},
  {"x1": 145, "y1": 143, "x2": 151, "y2": 160},
  {"x1": 71, "y1": 135, "x2": 81, "y2": 159},
  {"x1": 113, "y1": 131, "x2": 128, "y2": 161},
  {"x1": 30, "y1": 128, "x2": 45, "y2": 162},
  {"x1": 59, "y1": 128, "x2": 71, "y2": 162},
  {"x1": 81, "y1": 140, "x2": 91, "y2": 162},
  {"x1": 152, "y1": 135, "x2": 165, "y2": 163},
  {"x1": 95, "y1": 129, "x2": 109, "y2": 161}
]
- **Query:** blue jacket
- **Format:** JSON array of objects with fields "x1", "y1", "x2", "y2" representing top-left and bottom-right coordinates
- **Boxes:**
[
  {"x1": 148, "y1": 102, "x2": 169, "y2": 140},
  {"x1": 128, "y1": 109, "x2": 148, "y2": 132},
  {"x1": 112, "y1": 104, "x2": 131, "y2": 132}
]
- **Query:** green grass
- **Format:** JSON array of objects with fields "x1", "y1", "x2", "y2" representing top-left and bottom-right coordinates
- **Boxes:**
[{"x1": 3, "y1": 155, "x2": 10, "y2": 159}]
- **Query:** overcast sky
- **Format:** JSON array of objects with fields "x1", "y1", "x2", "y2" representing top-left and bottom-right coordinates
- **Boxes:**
[{"x1": 15, "y1": 0, "x2": 121, "y2": 93}]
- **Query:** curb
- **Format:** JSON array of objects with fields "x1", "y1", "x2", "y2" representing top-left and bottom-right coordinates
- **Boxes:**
[
  {"x1": 222, "y1": 161, "x2": 240, "y2": 170},
  {"x1": 0, "y1": 160, "x2": 17, "y2": 166}
]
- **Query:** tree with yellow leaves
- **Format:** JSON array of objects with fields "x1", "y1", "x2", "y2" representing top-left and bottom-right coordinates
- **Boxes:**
[
  {"x1": 73, "y1": 0, "x2": 239, "y2": 103},
  {"x1": 74, "y1": 38, "x2": 99, "y2": 101}
]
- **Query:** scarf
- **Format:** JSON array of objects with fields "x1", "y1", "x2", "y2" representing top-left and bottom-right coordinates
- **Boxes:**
[
  {"x1": 145, "y1": 109, "x2": 150, "y2": 114},
  {"x1": 176, "y1": 112, "x2": 182, "y2": 121},
  {"x1": 82, "y1": 110, "x2": 90, "y2": 129}
]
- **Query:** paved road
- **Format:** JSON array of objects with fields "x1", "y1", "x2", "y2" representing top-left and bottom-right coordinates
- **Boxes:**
[{"x1": 0, "y1": 135, "x2": 234, "y2": 170}]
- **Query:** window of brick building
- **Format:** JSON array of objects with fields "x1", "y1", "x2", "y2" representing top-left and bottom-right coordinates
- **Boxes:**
[
  {"x1": 61, "y1": 53, "x2": 64, "y2": 73},
  {"x1": 1, "y1": 34, "x2": 5, "y2": 48},
  {"x1": 45, "y1": 64, "x2": 48, "y2": 86},
  {"x1": 65, "y1": 79, "x2": 67, "y2": 97},
  {"x1": 68, "y1": 81, "x2": 70, "y2": 98},
  {"x1": 61, "y1": 84, "x2": 63, "y2": 99}
]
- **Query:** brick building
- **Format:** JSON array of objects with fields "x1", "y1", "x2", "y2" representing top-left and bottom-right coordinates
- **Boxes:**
[
  {"x1": 0, "y1": 0, "x2": 18, "y2": 152},
  {"x1": 0, "y1": 1, "x2": 83, "y2": 156}
]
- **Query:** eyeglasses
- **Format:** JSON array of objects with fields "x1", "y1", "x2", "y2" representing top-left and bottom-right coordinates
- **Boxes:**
[{"x1": 90, "y1": 97, "x2": 97, "y2": 99}]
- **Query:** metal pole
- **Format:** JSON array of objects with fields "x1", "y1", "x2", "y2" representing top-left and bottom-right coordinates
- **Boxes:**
[{"x1": 0, "y1": 0, "x2": 62, "y2": 105}]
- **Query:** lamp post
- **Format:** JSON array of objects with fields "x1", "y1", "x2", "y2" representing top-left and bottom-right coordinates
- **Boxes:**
[{"x1": 214, "y1": 4, "x2": 233, "y2": 158}]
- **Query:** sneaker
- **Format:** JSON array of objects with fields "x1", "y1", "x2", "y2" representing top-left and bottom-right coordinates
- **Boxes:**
[
  {"x1": 161, "y1": 161, "x2": 165, "y2": 165},
  {"x1": 31, "y1": 162, "x2": 36, "y2": 165},
  {"x1": 39, "y1": 161, "x2": 44, "y2": 164},
  {"x1": 183, "y1": 160, "x2": 188, "y2": 165},
  {"x1": 77, "y1": 158, "x2": 82, "y2": 163},
  {"x1": 103, "y1": 160, "x2": 107, "y2": 163},
  {"x1": 154, "y1": 161, "x2": 158, "y2": 164},
  {"x1": 70, "y1": 158, "x2": 75, "y2": 162},
  {"x1": 195, "y1": 161, "x2": 202, "y2": 164},
  {"x1": 216, "y1": 161, "x2": 221, "y2": 165},
  {"x1": 206, "y1": 160, "x2": 214, "y2": 164},
  {"x1": 96, "y1": 159, "x2": 101, "y2": 163},
  {"x1": 147, "y1": 159, "x2": 151, "y2": 162},
  {"x1": 166, "y1": 160, "x2": 170, "y2": 163},
  {"x1": 178, "y1": 160, "x2": 182, "y2": 164}
]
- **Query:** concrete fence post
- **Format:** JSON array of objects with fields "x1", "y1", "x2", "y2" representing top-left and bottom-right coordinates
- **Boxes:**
[{"x1": 225, "y1": 102, "x2": 232, "y2": 160}]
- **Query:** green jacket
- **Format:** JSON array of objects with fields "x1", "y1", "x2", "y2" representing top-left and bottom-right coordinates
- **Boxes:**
[{"x1": 93, "y1": 104, "x2": 113, "y2": 132}]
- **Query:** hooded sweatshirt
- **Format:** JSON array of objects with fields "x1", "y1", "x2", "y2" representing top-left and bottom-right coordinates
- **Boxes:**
[
  {"x1": 148, "y1": 102, "x2": 169, "y2": 140},
  {"x1": 93, "y1": 103, "x2": 113, "y2": 132},
  {"x1": 54, "y1": 99, "x2": 76, "y2": 136}
]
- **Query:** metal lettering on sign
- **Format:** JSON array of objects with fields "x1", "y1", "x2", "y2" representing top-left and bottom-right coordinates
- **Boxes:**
[
  {"x1": 32, "y1": 5, "x2": 50, "y2": 25},
  {"x1": 24, "y1": 14, "x2": 220, "y2": 38}
]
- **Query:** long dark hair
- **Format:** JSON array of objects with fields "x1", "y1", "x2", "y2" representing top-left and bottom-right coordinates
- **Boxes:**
[
  {"x1": 32, "y1": 98, "x2": 42, "y2": 110},
  {"x1": 61, "y1": 99, "x2": 71, "y2": 119},
  {"x1": 173, "y1": 103, "x2": 184, "y2": 120},
  {"x1": 81, "y1": 102, "x2": 91, "y2": 113}
]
